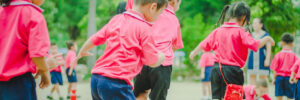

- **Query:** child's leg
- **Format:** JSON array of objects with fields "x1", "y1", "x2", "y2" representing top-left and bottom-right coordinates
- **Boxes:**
[
  {"x1": 250, "y1": 74, "x2": 257, "y2": 85},
  {"x1": 136, "y1": 90, "x2": 149, "y2": 100},
  {"x1": 68, "y1": 83, "x2": 72, "y2": 94},
  {"x1": 202, "y1": 82, "x2": 209, "y2": 97},
  {"x1": 50, "y1": 85, "x2": 56, "y2": 94},
  {"x1": 208, "y1": 82, "x2": 212, "y2": 97},
  {"x1": 259, "y1": 75, "x2": 268, "y2": 81},
  {"x1": 276, "y1": 96, "x2": 282, "y2": 100},
  {"x1": 54, "y1": 84, "x2": 61, "y2": 97}
]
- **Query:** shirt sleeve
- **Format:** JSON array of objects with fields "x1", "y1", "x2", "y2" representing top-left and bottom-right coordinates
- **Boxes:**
[
  {"x1": 28, "y1": 13, "x2": 50, "y2": 58},
  {"x1": 291, "y1": 59, "x2": 300, "y2": 73},
  {"x1": 172, "y1": 25, "x2": 184, "y2": 49},
  {"x1": 140, "y1": 29, "x2": 159, "y2": 66},
  {"x1": 270, "y1": 54, "x2": 279, "y2": 71},
  {"x1": 240, "y1": 30, "x2": 260, "y2": 52},
  {"x1": 200, "y1": 30, "x2": 216, "y2": 52},
  {"x1": 199, "y1": 53, "x2": 208, "y2": 67},
  {"x1": 70, "y1": 52, "x2": 77, "y2": 67},
  {"x1": 90, "y1": 24, "x2": 108, "y2": 46}
]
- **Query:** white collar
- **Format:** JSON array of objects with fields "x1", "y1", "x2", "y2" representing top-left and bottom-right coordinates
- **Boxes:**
[
  {"x1": 123, "y1": 11, "x2": 152, "y2": 25},
  {"x1": 9, "y1": 1, "x2": 43, "y2": 12}
]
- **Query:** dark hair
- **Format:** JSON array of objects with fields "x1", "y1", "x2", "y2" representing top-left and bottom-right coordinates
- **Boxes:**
[
  {"x1": 66, "y1": 41, "x2": 76, "y2": 50},
  {"x1": 0, "y1": 0, "x2": 12, "y2": 6},
  {"x1": 281, "y1": 33, "x2": 294, "y2": 44},
  {"x1": 134, "y1": 0, "x2": 168, "y2": 10},
  {"x1": 216, "y1": 2, "x2": 251, "y2": 31},
  {"x1": 116, "y1": 1, "x2": 127, "y2": 14},
  {"x1": 256, "y1": 80, "x2": 268, "y2": 88},
  {"x1": 51, "y1": 43, "x2": 57, "y2": 46},
  {"x1": 256, "y1": 18, "x2": 268, "y2": 32}
]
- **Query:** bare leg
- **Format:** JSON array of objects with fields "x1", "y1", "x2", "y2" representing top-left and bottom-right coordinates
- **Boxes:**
[
  {"x1": 250, "y1": 74, "x2": 257, "y2": 85},
  {"x1": 259, "y1": 75, "x2": 268, "y2": 80},
  {"x1": 202, "y1": 82, "x2": 209, "y2": 97},
  {"x1": 276, "y1": 96, "x2": 283, "y2": 100},
  {"x1": 54, "y1": 84, "x2": 61, "y2": 97},
  {"x1": 208, "y1": 82, "x2": 212, "y2": 98},
  {"x1": 50, "y1": 85, "x2": 56, "y2": 94},
  {"x1": 136, "y1": 90, "x2": 150, "y2": 100},
  {"x1": 68, "y1": 83, "x2": 72, "y2": 94}
]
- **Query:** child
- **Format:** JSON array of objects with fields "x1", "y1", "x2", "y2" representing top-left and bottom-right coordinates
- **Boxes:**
[
  {"x1": 0, "y1": 0, "x2": 51, "y2": 100},
  {"x1": 126, "y1": 0, "x2": 183, "y2": 99},
  {"x1": 270, "y1": 33, "x2": 297, "y2": 100},
  {"x1": 74, "y1": 0, "x2": 167, "y2": 99},
  {"x1": 189, "y1": 2, "x2": 275, "y2": 99},
  {"x1": 47, "y1": 43, "x2": 65, "y2": 100},
  {"x1": 65, "y1": 41, "x2": 78, "y2": 99},
  {"x1": 244, "y1": 80, "x2": 271, "y2": 100},
  {"x1": 199, "y1": 52, "x2": 215, "y2": 100},
  {"x1": 290, "y1": 58, "x2": 300, "y2": 100}
]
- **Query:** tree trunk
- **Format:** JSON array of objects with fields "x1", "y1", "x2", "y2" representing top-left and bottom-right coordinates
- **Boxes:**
[{"x1": 87, "y1": 0, "x2": 97, "y2": 68}]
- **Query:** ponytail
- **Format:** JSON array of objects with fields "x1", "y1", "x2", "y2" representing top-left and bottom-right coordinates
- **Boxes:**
[
  {"x1": 0, "y1": 0, "x2": 12, "y2": 6},
  {"x1": 215, "y1": 5, "x2": 230, "y2": 27}
]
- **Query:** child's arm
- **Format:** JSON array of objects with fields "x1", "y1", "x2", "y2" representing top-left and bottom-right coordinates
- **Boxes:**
[
  {"x1": 189, "y1": 43, "x2": 203, "y2": 60},
  {"x1": 290, "y1": 72, "x2": 296, "y2": 84},
  {"x1": 32, "y1": 57, "x2": 50, "y2": 89},
  {"x1": 201, "y1": 67, "x2": 205, "y2": 79},
  {"x1": 272, "y1": 70, "x2": 277, "y2": 85},
  {"x1": 259, "y1": 36, "x2": 275, "y2": 48},
  {"x1": 264, "y1": 43, "x2": 272, "y2": 67}
]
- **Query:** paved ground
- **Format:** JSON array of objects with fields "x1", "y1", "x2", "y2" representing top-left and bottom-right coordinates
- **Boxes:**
[{"x1": 36, "y1": 80, "x2": 277, "y2": 100}]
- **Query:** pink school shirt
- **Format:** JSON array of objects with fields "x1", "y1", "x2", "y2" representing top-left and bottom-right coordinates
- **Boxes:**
[
  {"x1": 199, "y1": 52, "x2": 215, "y2": 67},
  {"x1": 151, "y1": 5, "x2": 183, "y2": 66},
  {"x1": 200, "y1": 22, "x2": 260, "y2": 68},
  {"x1": 65, "y1": 50, "x2": 77, "y2": 69},
  {"x1": 90, "y1": 10, "x2": 159, "y2": 86},
  {"x1": 0, "y1": 0, "x2": 50, "y2": 81},
  {"x1": 243, "y1": 85, "x2": 271, "y2": 100},
  {"x1": 270, "y1": 49, "x2": 298, "y2": 77},
  {"x1": 49, "y1": 54, "x2": 64, "y2": 72},
  {"x1": 291, "y1": 58, "x2": 300, "y2": 79}
]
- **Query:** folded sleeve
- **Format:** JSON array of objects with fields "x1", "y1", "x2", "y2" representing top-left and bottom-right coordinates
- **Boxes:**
[
  {"x1": 90, "y1": 24, "x2": 108, "y2": 46},
  {"x1": 172, "y1": 25, "x2": 184, "y2": 49},
  {"x1": 240, "y1": 30, "x2": 260, "y2": 52},
  {"x1": 200, "y1": 30, "x2": 217, "y2": 52},
  {"x1": 28, "y1": 13, "x2": 50, "y2": 58}
]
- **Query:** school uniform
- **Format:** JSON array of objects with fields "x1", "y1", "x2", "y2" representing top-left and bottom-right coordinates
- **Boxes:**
[
  {"x1": 132, "y1": 5, "x2": 184, "y2": 100},
  {"x1": 200, "y1": 22, "x2": 260, "y2": 99},
  {"x1": 270, "y1": 49, "x2": 298, "y2": 99},
  {"x1": 0, "y1": 0, "x2": 50, "y2": 100},
  {"x1": 199, "y1": 52, "x2": 215, "y2": 82},
  {"x1": 49, "y1": 54, "x2": 64, "y2": 85},
  {"x1": 243, "y1": 85, "x2": 271, "y2": 100},
  {"x1": 89, "y1": 9, "x2": 159, "y2": 100},
  {"x1": 291, "y1": 59, "x2": 300, "y2": 100},
  {"x1": 65, "y1": 50, "x2": 78, "y2": 83}
]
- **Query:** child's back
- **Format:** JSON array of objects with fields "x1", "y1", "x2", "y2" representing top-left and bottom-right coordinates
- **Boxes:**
[
  {"x1": 90, "y1": 10, "x2": 159, "y2": 85},
  {"x1": 200, "y1": 22, "x2": 259, "y2": 67},
  {"x1": 271, "y1": 49, "x2": 298, "y2": 77},
  {"x1": 0, "y1": 1, "x2": 49, "y2": 81}
]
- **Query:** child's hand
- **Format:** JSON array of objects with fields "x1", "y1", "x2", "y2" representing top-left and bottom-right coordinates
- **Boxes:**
[
  {"x1": 68, "y1": 70, "x2": 73, "y2": 76},
  {"x1": 34, "y1": 69, "x2": 50, "y2": 89},
  {"x1": 272, "y1": 79, "x2": 275, "y2": 85},
  {"x1": 189, "y1": 51, "x2": 197, "y2": 60},
  {"x1": 78, "y1": 51, "x2": 94, "y2": 59}
]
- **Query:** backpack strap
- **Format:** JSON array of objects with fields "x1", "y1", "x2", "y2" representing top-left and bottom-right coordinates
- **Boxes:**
[{"x1": 218, "y1": 58, "x2": 228, "y2": 85}]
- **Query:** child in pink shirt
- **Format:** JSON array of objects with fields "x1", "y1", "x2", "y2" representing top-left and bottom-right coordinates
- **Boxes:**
[
  {"x1": 199, "y1": 52, "x2": 215, "y2": 100},
  {"x1": 270, "y1": 33, "x2": 297, "y2": 100},
  {"x1": 189, "y1": 2, "x2": 275, "y2": 99},
  {"x1": 0, "y1": 0, "x2": 51, "y2": 100},
  {"x1": 290, "y1": 58, "x2": 300, "y2": 100},
  {"x1": 128, "y1": 0, "x2": 183, "y2": 99},
  {"x1": 244, "y1": 80, "x2": 271, "y2": 100},
  {"x1": 74, "y1": 0, "x2": 167, "y2": 99},
  {"x1": 47, "y1": 43, "x2": 65, "y2": 100},
  {"x1": 65, "y1": 41, "x2": 78, "y2": 99}
]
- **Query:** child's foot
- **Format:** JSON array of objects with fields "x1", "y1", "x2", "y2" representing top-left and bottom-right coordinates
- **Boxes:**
[
  {"x1": 66, "y1": 96, "x2": 70, "y2": 99},
  {"x1": 46, "y1": 95, "x2": 54, "y2": 100},
  {"x1": 59, "y1": 97, "x2": 64, "y2": 100}
]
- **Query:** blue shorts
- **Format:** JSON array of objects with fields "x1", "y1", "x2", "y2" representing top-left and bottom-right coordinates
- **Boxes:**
[
  {"x1": 275, "y1": 76, "x2": 296, "y2": 99},
  {"x1": 66, "y1": 68, "x2": 77, "y2": 83},
  {"x1": 0, "y1": 72, "x2": 37, "y2": 100},
  {"x1": 202, "y1": 66, "x2": 213, "y2": 82},
  {"x1": 91, "y1": 74, "x2": 135, "y2": 100},
  {"x1": 50, "y1": 71, "x2": 63, "y2": 85},
  {"x1": 296, "y1": 81, "x2": 300, "y2": 100}
]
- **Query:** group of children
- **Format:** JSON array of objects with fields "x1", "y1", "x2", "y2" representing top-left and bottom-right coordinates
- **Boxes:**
[
  {"x1": 0, "y1": 0, "x2": 299, "y2": 100},
  {"x1": 46, "y1": 42, "x2": 79, "y2": 100}
]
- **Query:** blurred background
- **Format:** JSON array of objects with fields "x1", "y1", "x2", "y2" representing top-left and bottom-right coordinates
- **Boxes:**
[{"x1": 37, "y1": 0, "x2": 300, "y2": 99}]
